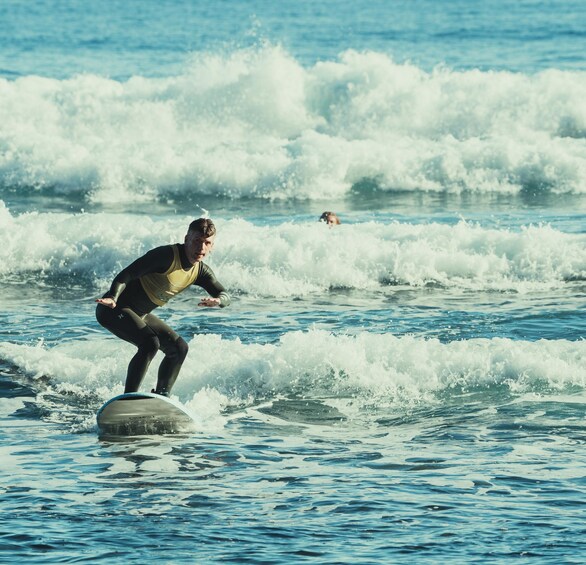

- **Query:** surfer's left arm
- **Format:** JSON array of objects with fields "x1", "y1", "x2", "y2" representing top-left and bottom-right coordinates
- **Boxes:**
[{"x1": 196, "y1": 263, "x2": 230, "y2": 308}]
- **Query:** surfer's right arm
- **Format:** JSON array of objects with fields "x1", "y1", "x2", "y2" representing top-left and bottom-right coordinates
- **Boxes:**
[{"x1": 95, "y1": 246, "x2": 174, "y2": 309}]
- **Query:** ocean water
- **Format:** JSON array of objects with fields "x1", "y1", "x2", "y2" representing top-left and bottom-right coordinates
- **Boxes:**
[{"x1": 1, "y1": 0, "x2": 586, "y2": 562}]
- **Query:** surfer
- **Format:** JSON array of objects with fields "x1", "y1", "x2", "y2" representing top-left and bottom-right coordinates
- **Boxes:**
[
  {"x1": 95, "y1": 218, "x2": 230, "y2": 397},
  {"x1": 319, "y1": 211, "x2": 341, "y2": 226}
]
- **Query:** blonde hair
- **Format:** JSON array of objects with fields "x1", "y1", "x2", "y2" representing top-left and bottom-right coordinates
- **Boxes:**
[{"x1": 319, "y1": 212, "x2": 341, "y2": 225}]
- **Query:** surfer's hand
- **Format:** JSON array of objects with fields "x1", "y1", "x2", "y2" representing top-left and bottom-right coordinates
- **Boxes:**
[
  {"x1": 96, "y1": 297, "x2": 117, "y2": 309},
  {"x1": 198, "y1": 297, "x2": 220, "y2": 307}
]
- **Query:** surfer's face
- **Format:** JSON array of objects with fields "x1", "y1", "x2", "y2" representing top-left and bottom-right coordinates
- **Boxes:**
[{"x1": 184, "y1": 230, "x2": 215, "y2": 263}]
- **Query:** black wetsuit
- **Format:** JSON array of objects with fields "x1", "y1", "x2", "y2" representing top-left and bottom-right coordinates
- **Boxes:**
[{"x1": 96, "y1": 244, "x2": 230, "y2": 395}]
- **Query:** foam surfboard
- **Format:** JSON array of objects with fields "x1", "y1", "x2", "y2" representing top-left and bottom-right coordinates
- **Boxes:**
[{"x1": 96, "y1": 392, "x2": 196, "y2": 436}]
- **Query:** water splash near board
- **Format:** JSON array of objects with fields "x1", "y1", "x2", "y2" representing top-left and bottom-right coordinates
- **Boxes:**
[{"x1": 96, "y1": 392, "x2": 196, "y2": 436}]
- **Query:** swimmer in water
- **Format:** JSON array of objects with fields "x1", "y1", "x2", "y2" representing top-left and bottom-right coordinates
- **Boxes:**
[{"x1": 319, "y1": 211, "x2": 341, "y2": 226}]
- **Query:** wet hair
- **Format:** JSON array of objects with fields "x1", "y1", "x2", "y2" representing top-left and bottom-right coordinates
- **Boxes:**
[
  {"x1": 319, "y1": 211, "x2": 341, "y2": 225},
  {"x1": 188, "y1": 218, "x2": 216, "y2": 237}
]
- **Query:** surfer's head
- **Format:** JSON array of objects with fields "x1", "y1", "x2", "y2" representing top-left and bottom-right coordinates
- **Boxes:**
[
  {"x1": 185, "y1": 218, "x2": 216, "y2": 263},
  {"x1": 319, "y1": 211, "x2": 341, "y2": 226}
]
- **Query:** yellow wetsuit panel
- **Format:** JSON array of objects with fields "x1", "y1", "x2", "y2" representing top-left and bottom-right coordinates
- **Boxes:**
[{"x1": 139, "y1": 245, "x2": 200, "y2": 306}]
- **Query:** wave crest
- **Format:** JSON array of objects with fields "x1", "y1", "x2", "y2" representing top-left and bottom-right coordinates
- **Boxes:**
[
  {"x1": 1, "y1": 204, "x2": 585, "y2": 295},
  {"x1": 1, "y1": 47, "x2": 586, "y2": 200}
]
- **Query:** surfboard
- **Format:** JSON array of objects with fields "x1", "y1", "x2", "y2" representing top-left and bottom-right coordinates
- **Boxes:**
[{"x1": 96, "y1": 392, "x2": 196, "y2": 436}]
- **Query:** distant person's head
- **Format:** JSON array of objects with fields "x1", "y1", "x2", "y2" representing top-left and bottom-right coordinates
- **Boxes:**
[
  {"x1": 319, "y1": 211, "x2": 341, "y2": 226},
  {"x1": 184, "y1": 218, "x2": 216, "y2": 264}
]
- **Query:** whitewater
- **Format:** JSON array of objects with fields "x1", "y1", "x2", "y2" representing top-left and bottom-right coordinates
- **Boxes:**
[
  {"x1": 1, "y1": 0, "x2": 586, "y2": 563},
  {"x1": 1, "y1": 47, "x2": 586, "y2": 202}
]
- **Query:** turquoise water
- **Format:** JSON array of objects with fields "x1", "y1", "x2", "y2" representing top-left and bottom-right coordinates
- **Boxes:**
[{"x1": 1, "y1": 1, "x2": 586, "y2": 563}]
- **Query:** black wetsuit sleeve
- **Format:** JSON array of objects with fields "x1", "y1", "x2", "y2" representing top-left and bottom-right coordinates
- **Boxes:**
[
  {"x1": 104, "y1": 246, "x2": 174, "y2": 302},
  {"x1": 196, "y1": 263, "x2": 231, "y2": 308}
]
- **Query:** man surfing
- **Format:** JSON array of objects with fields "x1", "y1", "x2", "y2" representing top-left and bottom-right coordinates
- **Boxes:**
[{"x1": 96, "y1": 218, "x2": 230, "y2": 396}]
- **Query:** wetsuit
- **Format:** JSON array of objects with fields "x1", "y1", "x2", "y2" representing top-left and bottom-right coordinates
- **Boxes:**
[{"x1": 96, "y1": 243, "x2": 230, "y2": 395}]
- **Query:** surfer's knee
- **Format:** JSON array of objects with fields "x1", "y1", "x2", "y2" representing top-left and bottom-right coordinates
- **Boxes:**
[
  {"x1": 173, "y1": 338, "x2": 189, "y2": 363},
  {"x1": 161, "y1": 337, "x2": 189, "y2": 363},
  {"x1": 140, "y1": 334, "x2": 160, "y2": 359}
]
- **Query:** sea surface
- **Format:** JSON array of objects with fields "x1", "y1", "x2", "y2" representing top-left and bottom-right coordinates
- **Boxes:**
[{"x1": 1, "y1": 1, "x2": 586, "y2": 563}]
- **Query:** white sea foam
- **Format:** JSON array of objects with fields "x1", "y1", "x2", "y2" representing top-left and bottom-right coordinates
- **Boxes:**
[
  {"x1": 1, "y1": 203, "x2": 585, "y2": 294},
  {"x1": 1, "y1": 331, "x2": 584, "y2": 422},
  {"x1": 1, "y1": 46, "x2": 586, "y2": 200}
]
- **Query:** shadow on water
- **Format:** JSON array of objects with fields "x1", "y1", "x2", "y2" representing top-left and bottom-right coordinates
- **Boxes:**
[
  {"x1": 0, "y1": 365, "x2": 37, "y2": 399},
  {"x1": 257, "y1": 398, "x2": 347, "y2": 425},
  {"x1": 374, "y1": 383, "x2": 586, "y2": 440}
]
